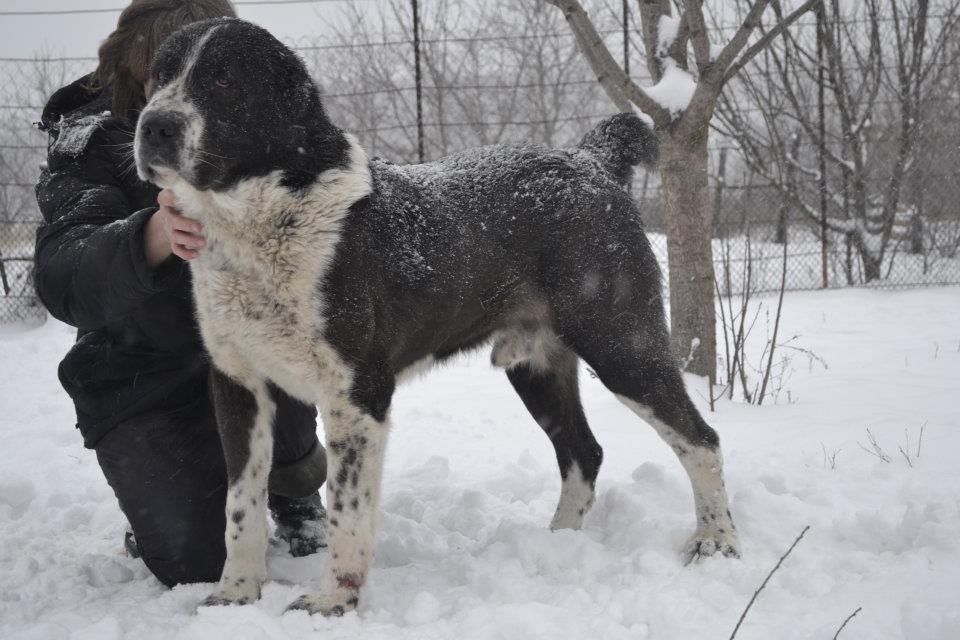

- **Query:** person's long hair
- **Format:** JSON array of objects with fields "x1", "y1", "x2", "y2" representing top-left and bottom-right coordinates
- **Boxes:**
[{"x1": 92, "y1": 0, "x2": 237, "y2": 125}]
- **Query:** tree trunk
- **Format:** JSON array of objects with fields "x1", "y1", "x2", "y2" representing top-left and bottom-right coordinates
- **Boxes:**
[
  {"x1": 909, "y1": 210, "x2": 924, "y2": 255},
  {"x1": 660, "y1": 130, "x2": 716, "y2": 377},
  {"x1": 844, "y1": 233, "x2": 854, "y2": 285},
  {"x1": 862, "y1": 249, "x2": 882, "y2": 282},
  {"x1": 775, "y1": 206, "x2": 788, "y2": 244},
  {"x1": 712, "y1": 147, "x2": 727, "y2": 238}
]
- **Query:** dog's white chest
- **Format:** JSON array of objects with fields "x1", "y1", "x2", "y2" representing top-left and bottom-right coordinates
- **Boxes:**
[
  {"x1": 165, "y1": 149, "x2": 371, "y2": 404},
  {"x1": 190, "y1": 252, "x2": 335, "y2": 403}
]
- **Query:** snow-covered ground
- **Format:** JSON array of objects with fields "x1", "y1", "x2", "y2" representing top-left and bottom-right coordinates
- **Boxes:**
[{"x1": 1, "y1": 287, "x2": 959, "y2": 640}]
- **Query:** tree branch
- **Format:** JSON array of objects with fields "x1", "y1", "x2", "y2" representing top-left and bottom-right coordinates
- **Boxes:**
[
  {"x1": 638, "y1": 0, "x2": 673, "y2": 81},
  {"x1": 685, "y1": 0, "x2": 712, "y2": 71},
  {"x1": 708, "y1": 0, "x2": 772, "y2": 82},
  {"x1": 669, "y1": 8, "x2": 691, "y2": 69},
  {"x1": 729, "y1": 526, "x2": 811, "y2": 640},
  {"x1": 546, "y1": 0, "x2": 671, "y2": 123},
  {"x1": 724, "y1": 0, "x2": 823, "y2": 83},
  {"x1": 832, "y1": 607, "x2": 863, "y2": 639}
]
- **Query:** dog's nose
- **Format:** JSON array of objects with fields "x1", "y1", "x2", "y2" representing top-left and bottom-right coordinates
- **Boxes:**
[{"x1": 140, "y1": 112, "x2": 185, "y2": 147}]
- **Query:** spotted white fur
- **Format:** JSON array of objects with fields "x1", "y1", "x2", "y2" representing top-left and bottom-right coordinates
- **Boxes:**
[
  {"x1": 208, "y1": 380, "x2": 274, "y2": 604},
  {"x1": 165, "y1": 142, "x2": 376, "y2": 613},
  {"x1": 136, "y1": 28, "x2": 382, "y2": 613},
  {"x1": 549, "y1": 461, "x2": 595, "y2": 531},
  {"x1": 616, "y1": 395, "x2": 740, "y2": 562}
]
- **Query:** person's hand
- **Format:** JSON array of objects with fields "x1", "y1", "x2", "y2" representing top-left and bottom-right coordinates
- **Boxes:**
[{"x1": 144, "y1": 189, "x2": 205, "y2": 268}]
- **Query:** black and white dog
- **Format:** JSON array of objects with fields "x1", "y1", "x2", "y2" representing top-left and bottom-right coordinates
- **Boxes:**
[{"x1": 134, "y1": 18, "x2": 739, "y2": 616}]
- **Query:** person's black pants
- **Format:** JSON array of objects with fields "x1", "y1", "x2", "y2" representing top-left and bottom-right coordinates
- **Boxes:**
[{"x1": 95, "y1": 383, "x2": 323, "y2": 587}]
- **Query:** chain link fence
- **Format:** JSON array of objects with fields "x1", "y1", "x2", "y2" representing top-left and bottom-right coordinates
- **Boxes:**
[{"x1": 1, "y1": 2, "x2": 958, "y2": 324}]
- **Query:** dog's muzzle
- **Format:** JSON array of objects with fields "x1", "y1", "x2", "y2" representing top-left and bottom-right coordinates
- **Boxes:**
[{"x1": 136, "y1": 110, "x2": 187, "y2": 177}]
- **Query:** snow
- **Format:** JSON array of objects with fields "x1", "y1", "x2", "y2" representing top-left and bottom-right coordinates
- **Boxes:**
[
  {"x1": 656, "y1": 15, "x2": 681, "y2": 58},
  {"x1": 2, "y1": 287, "x2": 960, "y2": 639},
  {"x1": 640, "y1": 15, "x2": 700, "y2": 117},
  {"x1": 50, "y1": 113, "x2": 107, "y2": 159},
  {"x1": 631, "y1": 107, "x2": 655, "y2": 129},
  {"x1": 645, "y1": 64, "x2": 697, "y2": 117}
]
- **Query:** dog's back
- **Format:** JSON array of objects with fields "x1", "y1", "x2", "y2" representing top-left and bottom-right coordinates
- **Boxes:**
[{"x1": 320, "y1": 113, "x2": 663, "y2": 373}]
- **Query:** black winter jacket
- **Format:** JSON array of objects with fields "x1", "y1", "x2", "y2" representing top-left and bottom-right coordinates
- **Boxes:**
[{"x1": 34, "y1": 76, "x2": 208, "y2": 448}]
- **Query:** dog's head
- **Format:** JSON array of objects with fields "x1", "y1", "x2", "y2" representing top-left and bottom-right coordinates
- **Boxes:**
[{"x1": 135, "y1": 18, "x2": 349, "y2": 192}]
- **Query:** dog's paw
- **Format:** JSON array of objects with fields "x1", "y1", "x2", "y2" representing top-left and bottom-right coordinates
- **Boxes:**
[
  {"x1": 285, "y1": 590, "x2": 359, "y2": 617},
  {"x1": 199, "y1": 579, "x2": 262, "y2": 608},
  {"x1": 683, "y1": 530, "x2": 741, "y2": 565},
  {"x1": 549, "y1": 511, "x2": 585, "y2": 531}
]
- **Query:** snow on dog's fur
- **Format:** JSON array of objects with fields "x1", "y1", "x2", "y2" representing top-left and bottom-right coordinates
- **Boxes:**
[{"x1": 135, "y1": 17, "x2": 740, "y2": 616}]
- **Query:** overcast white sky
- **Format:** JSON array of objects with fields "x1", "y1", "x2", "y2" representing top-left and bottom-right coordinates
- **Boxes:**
[{"x1": 0, "y1": 0, "x2": 376, "y2": 59}]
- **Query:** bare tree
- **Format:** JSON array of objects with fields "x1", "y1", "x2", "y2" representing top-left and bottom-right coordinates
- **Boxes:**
[
  {"x1": 715, "y1": 0, "x2": 960, "y2": 282},
  {"x1": 906, "y1": 5, "x2": 960, "y2": 267},
  {"x1": 307, "y1": 0, "x2": 603, "y2": 163},
  {"x1": 544, "y1": 0, "x2": 819, "y2": 379},
  {"x1": 1, "y1": 57, "x2": 73, "y2": 225},
  {"x1": 0, "y1": 56, "x2": 73, "y2": 321}
]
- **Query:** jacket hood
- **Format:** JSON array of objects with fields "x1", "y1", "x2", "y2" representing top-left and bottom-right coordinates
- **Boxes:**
[
  {"x1": 38, "y1": 73, "x2": 111, "y2": 133},
  {"x1": 39, "y1": 74, "x2": 124, "y2": 162}
]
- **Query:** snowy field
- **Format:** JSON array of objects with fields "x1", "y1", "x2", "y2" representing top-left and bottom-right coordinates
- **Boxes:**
[{"x1": 1, "y1": 287, "x2": 959, "y2": 640}]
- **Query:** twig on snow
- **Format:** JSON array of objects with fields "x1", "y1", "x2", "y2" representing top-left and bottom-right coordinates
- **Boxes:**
[
  {"x1": 857, "y1": 428, "x2": 891, "y2": 463},
  {"x1": 832, "y1": 606, "x2": 863, "y2": 639},
  {"x1": 898, "y1": 427, "x2": 914, "y2": 468},
  {"x1": 898, "y1": 446, "x2": 914, "y2": 467},
  {"x1": 729, "y1": 525, "x2": 811, "y2": 640},
  {"x1": 822, "y1": 442, "x2": 840, "y2": 470}
]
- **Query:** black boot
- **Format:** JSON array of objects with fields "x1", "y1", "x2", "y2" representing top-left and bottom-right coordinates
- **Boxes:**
[{"x1": 269, "y1": 492, "x2": 328, "y2": 557}]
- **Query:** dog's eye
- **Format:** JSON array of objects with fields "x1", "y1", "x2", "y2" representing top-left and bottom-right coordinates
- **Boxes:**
[
  {"x1": 216, "y1": 77, "x2": 230, "y2": 88},
  {"x1": 156, "y1": 71, "x2": 170, "y2": 86}
]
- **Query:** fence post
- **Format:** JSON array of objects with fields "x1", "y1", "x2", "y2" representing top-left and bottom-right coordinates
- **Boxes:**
[
  {"x1": 816, "y1": 4, "x2": 829, "y2": 288},
  {"x1": 411, "y1": 0, "x2": 425, "y2": 163},
  {"x1": 0, "y1": 250, "x2": 9, "y2": 296},
  {"x1": 713, "y1": 146, "x2": 727, "y2": 237},
  {"x1": 622, "y1": 0, "x2": 630, "y2": 76}
]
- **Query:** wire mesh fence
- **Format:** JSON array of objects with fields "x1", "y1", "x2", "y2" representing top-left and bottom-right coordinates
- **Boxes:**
[{"x1": 1, "y1": 1, "x2": 958, "y2": 324}]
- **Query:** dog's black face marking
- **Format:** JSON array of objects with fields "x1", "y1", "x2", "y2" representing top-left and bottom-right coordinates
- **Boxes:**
[{"x1": 139, "y1": 18, "x2": 349, "y2": 191}]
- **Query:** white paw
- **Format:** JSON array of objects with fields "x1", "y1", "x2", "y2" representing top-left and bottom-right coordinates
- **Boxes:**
[
  {"x1": 683, "y1": 528, "x2": 741, "y2": 565},
  {"x1": 549, "y1": 462, "x2": 595, "y2": 531},
  {"x1": 549, "y1": 509, "x2": 585, "y2": 531},
  {"x1": 286, "y1": 589, "x2": 359, "y2": 617},
  {"x1": 199, "y1": 578, "x2": 262, "y2": 608}
]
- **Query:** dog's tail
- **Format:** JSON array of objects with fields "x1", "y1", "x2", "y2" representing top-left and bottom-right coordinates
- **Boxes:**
[{"x1": 578, "y1": 112, "x2": 658, "y2": 186}]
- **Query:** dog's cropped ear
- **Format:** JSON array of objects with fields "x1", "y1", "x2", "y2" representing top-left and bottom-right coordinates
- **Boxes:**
[{"x1": 288, "y1": 79, "x2": 321, "y2": 119}]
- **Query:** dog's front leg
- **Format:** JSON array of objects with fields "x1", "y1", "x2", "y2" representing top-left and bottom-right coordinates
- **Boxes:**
[
  {"x1": 287, "y1": 386, "x2": 390, "y2": 616},
  {"x1": 201, "y1": 365, "x2": 275, "y2": 607}
]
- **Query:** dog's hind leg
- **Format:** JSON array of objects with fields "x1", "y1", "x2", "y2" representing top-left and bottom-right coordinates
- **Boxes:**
[
  {"x1": 560, "y1": 318, "x2": 740, "y2": 563},
  {"x1": 287, "y1": 363, "x2": 393, "y2": 617},
  {"x1": 615, "y1": 384, "x2": 740, "y2": 563},
  {"x1": 201, "y1": 364, "x2": 275, "y2": 606},
  {"x1": 497, "y1": 332, "x2": 603, "y2": 530}
]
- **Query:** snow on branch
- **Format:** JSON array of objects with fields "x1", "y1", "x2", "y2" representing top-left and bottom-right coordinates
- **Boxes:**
[
  {"x1": 544, "y1": 0, "x2": 670, "y2": 123},
  {"x1": 657, "y1": 14, "x2": 682, "y2": 57},
  {"x1": 547, "y1": 0, "x2": 820, "y2": 125},
  {"x1": 646, "y1": 64, "x2": 697, "y2": 116}
]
